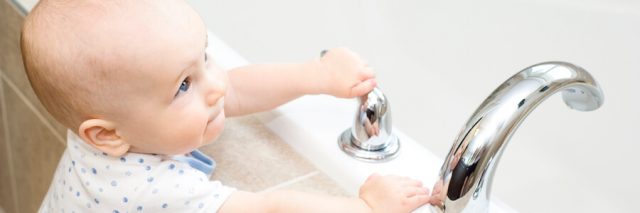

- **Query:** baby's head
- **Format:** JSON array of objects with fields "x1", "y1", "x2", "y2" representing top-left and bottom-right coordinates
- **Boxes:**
[{"x1": 21, "y1": 0, "x2": 228, "y2": 156}]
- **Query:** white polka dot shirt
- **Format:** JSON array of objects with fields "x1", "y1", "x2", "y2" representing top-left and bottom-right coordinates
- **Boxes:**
[{"x1": 39, "y1": 130, "x2": 235, "y2": 213}]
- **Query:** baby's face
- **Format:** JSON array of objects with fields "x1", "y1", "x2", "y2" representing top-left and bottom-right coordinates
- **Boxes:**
[{"x1": 103, "y1": 1, "x2": 228, "y2": 155}]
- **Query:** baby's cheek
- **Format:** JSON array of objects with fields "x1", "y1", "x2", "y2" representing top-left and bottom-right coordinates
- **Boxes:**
[
  {"x1": 169, "y1": 107, "x2": 208, "y2": 148},
  {"x1": 203, "y1": 113, "x2": 225, "y2": 144},
  {"x1": 166, "y1": 122, "x2": 204, "y2": 154}
]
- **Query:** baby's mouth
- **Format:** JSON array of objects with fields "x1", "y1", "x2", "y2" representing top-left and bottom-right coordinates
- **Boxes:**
[{"x1": 207, "y1": 110, "x2": 218, "y2": 123}]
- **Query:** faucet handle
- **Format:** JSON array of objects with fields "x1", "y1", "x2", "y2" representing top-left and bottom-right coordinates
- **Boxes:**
[
  {"x1": 338, "y1": 87, "x2": 400, "y2": 162},
  {"x1": 352, "y1": 87, "x2": 393, "y2": 150}
]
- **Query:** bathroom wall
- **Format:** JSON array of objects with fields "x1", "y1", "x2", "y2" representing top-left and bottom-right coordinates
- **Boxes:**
[{"x1": 0, "y1": 0, "x2": 67, "y2": 212}]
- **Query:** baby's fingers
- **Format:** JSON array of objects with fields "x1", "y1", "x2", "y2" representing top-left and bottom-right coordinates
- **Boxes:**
[
  {"x1": 359, "y1": 67, "x2": 375, "y2": 81},
  {"x1": 404, "y1": 187, "x2": 430, "y2": 197},
  {"x1": 429, "y1": 195, "x2": 443, "y2": 207},
  {"x1": 349, "y1": 78, "x2": 377, "y2": 97},
  {"x1": 403, "y1": 179, "x2": 423, "y2": 188},
  {"x1": 403, "y1": 194, "x2": 432, "y2": 210}
]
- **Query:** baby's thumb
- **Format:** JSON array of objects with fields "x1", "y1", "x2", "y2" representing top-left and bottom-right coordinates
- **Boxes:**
[{"x1": 350, "y1": 79, "x2": 377, "y2": 97}]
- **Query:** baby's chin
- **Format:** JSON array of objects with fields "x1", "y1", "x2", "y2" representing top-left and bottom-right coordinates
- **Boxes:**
[{"x1": 202, "y1": 111, "x2": 226, "y2": 145}]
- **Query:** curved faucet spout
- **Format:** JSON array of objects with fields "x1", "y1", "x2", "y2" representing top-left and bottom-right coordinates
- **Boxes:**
[{"x1": 430, "y1": 62, "x2": 604, "y2": 212}]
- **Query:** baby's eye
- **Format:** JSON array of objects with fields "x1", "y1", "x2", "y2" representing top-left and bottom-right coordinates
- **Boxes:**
[
  {"x1": 175, "y1": 77, "x2": 191, "y2": 97},
  {"x1": 204, "y1": 52, "x2": 209, "y2": 63}
]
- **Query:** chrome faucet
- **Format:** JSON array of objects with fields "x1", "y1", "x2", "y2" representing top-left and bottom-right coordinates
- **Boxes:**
[
  {"x1": 338, "y1": 87, "x2": 400, "y2": 162},
  {"x1": 430, "y1": 62, "x2": 604, "y2": 212}
]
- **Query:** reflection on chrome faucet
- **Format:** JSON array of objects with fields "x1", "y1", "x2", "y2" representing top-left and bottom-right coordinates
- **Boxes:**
[
  {"x1": 430, "y1": 62, "x2": 604, "y2": 212},
  {"x1": 338, "y1": 87, "x2": 400, "y2": 162}
]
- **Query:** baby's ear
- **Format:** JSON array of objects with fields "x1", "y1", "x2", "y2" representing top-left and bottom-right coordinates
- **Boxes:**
[{"x1": 78, "y1": 119, "x2": 130, "y2": 157}]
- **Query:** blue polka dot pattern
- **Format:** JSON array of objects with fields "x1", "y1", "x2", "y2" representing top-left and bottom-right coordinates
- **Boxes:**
[{"x1": 43, "y1": 133, "x2": 234, "y2": 213}]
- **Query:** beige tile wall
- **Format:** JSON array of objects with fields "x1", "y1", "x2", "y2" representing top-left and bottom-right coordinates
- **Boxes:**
[
  {"x1": 0, "y1": 73, "x2": 16, "y2": 213},
  {"x1": 1, "y1": 78, "x2": 66, "y2": 213},
  {"x1": 0, "y1": 0, "x2": 348, "y2": 212},
  {"x1": 0, "y1": 0, "x2": 67, "y2": 139},
  {"x1": 1, "y1": 0, "x2": 68, "y2": 212}
]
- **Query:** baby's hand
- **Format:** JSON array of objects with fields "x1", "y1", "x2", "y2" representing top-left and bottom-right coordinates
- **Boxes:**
[
  {"x1": 359, "y1": 173, "x2": 431, "y2": 213},
  {"x1": 429, "y1": 179, "x2": 445, "y2": 208},
  {"x1": 315, "y1": 48, "x2": 376, "y2": 98}
]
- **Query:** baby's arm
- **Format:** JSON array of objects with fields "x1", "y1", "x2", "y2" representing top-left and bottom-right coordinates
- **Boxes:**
[
  {"x1": 217, "y1": 174, "x2": 430, "y2": 213},
  {"x1": 224, "y1": 48, "x2": 376, "y2": 117},
  {"x1": 218, "y1": 190, "x2": 370, "y2": 213}
]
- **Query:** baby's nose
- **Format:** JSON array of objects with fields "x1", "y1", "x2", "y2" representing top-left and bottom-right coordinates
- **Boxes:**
[
  {"x1": 206, "y1": 89, "x2": 224, "y2": 106},
  {"x1": 204, "y1": 73, "x2": 227, "y2": 106}
]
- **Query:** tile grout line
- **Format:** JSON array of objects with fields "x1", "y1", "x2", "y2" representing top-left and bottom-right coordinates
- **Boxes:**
[
  {"x1": 259, "y1": 171, "x2": 320, "y2": 194},
  {"x1": 0, "y1": 72, "x2": 20, "y2": 213},
  {"x1": 0, "y1": 72, "x2": 65, "y2": 145}
]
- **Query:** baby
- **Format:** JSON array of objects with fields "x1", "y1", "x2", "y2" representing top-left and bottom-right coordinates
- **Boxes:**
[{"x1": 21, "y1": 0, "x2": 432, "y2": 212}]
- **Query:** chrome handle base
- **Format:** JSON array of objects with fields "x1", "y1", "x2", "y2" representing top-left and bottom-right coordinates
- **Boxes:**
[{"x1": 338, "y1": 87, "x2": 400, "y2": 162}]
